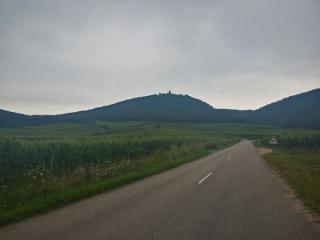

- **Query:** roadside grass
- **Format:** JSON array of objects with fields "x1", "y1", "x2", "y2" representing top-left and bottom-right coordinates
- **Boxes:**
[
  {"x1": 262, "y1": 147, "x2": 320, "y2": 215},
  {"x1": 0, "y1": 139, "x2": 235, "y2": 226}
]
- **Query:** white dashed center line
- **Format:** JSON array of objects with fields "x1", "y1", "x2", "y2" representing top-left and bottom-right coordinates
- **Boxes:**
[{"x1": 198, "y1": 172, "x2": 213, "y2": 184}]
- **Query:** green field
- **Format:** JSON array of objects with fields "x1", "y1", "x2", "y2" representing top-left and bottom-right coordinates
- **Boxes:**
[
  {"x1": 0, "y1": 121, "x2": 319, "y2": 226},
  {"x1": 0, "y1": 121, "x2": 317, "y2": 138}
]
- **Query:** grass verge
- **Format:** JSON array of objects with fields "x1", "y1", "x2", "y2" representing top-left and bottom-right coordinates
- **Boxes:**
[{"x1": 262, "y1": 147, "x2": 320, "y2": 215}]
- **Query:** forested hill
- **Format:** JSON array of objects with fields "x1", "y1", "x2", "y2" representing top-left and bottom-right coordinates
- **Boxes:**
[
  {"x1": 61, "y1": 93, "x2": 217, "y2": 122},
  {"x1": 0, "y1": 89, "x2": 319, "y2": 128},
  {"x1": 251, "y1": 88, "x2": 320, "y2": 128},
  {"x1": 0, "y1": 109, "x2": 29, "y2": 127}
]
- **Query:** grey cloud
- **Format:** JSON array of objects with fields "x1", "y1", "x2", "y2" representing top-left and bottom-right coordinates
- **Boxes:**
[{"x1": 0, "y1": 0, "x2": 319, "y2": 114}]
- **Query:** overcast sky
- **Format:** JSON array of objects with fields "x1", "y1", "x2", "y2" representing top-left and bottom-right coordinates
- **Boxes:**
[{"x1": 0, "y1": 0, "x2": 319, "y2": 114}]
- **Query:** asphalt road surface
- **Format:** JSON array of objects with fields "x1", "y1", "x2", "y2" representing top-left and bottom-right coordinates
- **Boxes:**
[{"x1": 0, "y1": 140, "x2": 319, "y2": 240}]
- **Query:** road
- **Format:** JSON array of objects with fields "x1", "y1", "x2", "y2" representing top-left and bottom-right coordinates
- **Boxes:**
[{"x1": 0, "y1": 140, "x2": 319, "y2": 239}]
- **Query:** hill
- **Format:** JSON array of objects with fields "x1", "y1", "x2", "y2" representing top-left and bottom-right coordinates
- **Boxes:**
[
  {"x1": 0, "y1": 89, "x2": 319, "y2": 128},
  {"x1": 61, "y1": 93, "x2": 217, "y2": 122},
  {"x1": 0, "y1": 109, "x2": 29, "y2": 127},
  {"x1": 251, "y1": 89, "x2": 320, "y2": 128}
]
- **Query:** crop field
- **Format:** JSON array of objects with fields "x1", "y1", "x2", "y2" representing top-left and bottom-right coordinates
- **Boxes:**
[
  {"x1": 0, "y1": 121, "x2": 319, "y2": 225},
  {"x1": 0, "y1": 121, "x2": 318, "y2": 138},
  {"x1": 1, "y1": 136, "x2": 234, "y2": 225}
]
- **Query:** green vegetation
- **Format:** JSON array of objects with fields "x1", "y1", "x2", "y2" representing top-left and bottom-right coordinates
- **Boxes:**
[
  {"x1": 252, "y1": 88, "x2": 320, "y2": 128},
  {"x1": 261, "y1": 135, "x2": 320, "y2": 214},
  {"x1": 0, "y1": 121, "x2": 318, "y2": 138},
  {"x1": 0, "y1": 129, "x2": 237, "y2": 225},
  {"x1": 0, "y1": 121, "x2": 319, "y2": 226}
]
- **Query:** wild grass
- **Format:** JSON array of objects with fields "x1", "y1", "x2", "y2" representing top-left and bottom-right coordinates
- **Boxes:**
[{"x1": 261, "y1": 136, "x2": 320, "y2": 215}]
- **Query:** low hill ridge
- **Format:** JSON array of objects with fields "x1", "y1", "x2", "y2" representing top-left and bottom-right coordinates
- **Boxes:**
[
  {"x1": 0, "y1": 89, "x2": 319, "y2": 128},
  {"x1": 62, "y1": 93, "x2": 216, "y2": 122}
]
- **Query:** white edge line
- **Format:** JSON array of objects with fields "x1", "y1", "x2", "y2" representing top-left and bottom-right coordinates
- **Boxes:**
[{"x1": 198, "y1": 172, "x2": 213, "y2": 185}]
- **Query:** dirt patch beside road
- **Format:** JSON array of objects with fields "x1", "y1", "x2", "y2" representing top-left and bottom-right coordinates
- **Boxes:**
[{"x1": 257, "y1": 147, "x2": 272, "y2": 155}]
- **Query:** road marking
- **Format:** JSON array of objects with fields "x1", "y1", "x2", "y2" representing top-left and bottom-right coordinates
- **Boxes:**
[{"x1": 198, "y1": 172, "x2": 213, "y2": 184}]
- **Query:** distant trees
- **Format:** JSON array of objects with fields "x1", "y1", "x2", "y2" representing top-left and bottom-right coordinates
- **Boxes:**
[{"x1": 276, "y1": 135, "x2": 320, "y2": 149}]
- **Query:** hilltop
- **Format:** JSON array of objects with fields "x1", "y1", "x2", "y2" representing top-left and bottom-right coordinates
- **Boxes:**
[{"x1": 0, "y1": 89, "x2": 319, "y2": 128}]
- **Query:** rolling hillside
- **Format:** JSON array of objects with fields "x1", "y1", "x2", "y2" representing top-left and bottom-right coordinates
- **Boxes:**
[
  {"x1": 0, "y1": 89, "x2": 319, "y2": 128},
  {"x1": 61, "y1": 93, "x2": 217, "y2": 122},
  {"x1": 251, "y1": 89, "x2": 320, "y2": 128},
  {"x1": 0, "y1": 109, "x2": 29, "y2": 127}
]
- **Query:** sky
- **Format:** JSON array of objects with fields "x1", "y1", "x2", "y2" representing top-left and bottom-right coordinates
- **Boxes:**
[{"x1": 0, "y1": 0, "x2": 319, "y2": 115}]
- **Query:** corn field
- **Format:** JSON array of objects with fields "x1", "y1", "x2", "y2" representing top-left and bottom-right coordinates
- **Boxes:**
[
  {"x1": 0, "y1": 136, "x2": 236, "y2": 222},
  {"x1": 0, "y1": 137, "x2": 206, "y2": 184}
]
